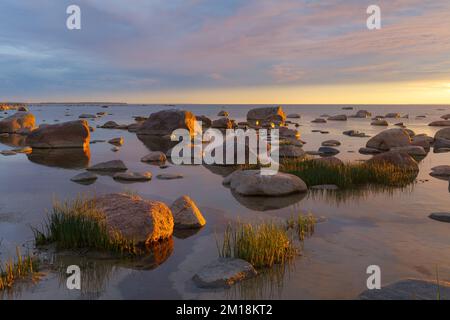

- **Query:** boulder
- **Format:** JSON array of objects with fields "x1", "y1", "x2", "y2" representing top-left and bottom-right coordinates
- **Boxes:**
[
  {"x1": 217, "y1": 110, "x2": 229, "y2": 117},
  {"x1": 279, "y1": 127, "x2": 300, "y2": 139},
  {"x1": 87, "y1": 160, "x2": 127, "y2": 172},
  {"x1": 94, "y1": 193, "x2": 173, "y2": 244},
  {"x1": 366, "y1": 128, "x2": 411, "y2": 151},
  {"x1": 278, "y1": 145, "x2": 307, "y2": 158},
  {"x1": 434, "y1": 138, "x2": 450, "y2": 152},
  {"x1": 318, "y1": 146, "x2": 340, "y2": 156},
  {"x1": 430, "y1": 165, "x2": 450, "y2": 177},
  {"x1": 101, "y1": 121, "x2": 119, "y2": 129},
  {"x1": 113, "y1": 172, "x2": 152, "y2": 182},
  {"x1": 435, "y1": 127, "x2": 450, "y2": 141},
  {"x1": 26, "y1": 120, "x2": 90, "y2": 148},
  {"x1": 343, "y1": 130, "x2": 368, "y2": 137},
  {"x1": 193, "y1": 258, "x2": 257, "y2": 288},
  {"x1": 429, "y1": 120, "x2": 450, "y2": 127},
  {"x1": 390, "y1": 146, "x2": 427, "y2": 156},
  {"x1": 287, "y1": 113, "x2": 301, "y2": 119},
  {"x1": 137, "y1": 109, "x2": 197, "y2": 137},
  {"x1": 211, "y1": 117, "x2": 234, "y2": 129},
  {"x1": 441, "y1": 114, "x2": 450, "y2": 120},
  {"x1": 312, "y1": 156, "x2": 343, "y2": 166},
  {"x1": 170, "y1": 195, "x2": 206, "y2": 229},
  {"x1": 353, "y1": 110, "x2": 372, "y2": 118},
  {"x1": 223, "y1": 170, "x2": 308, "y2": 196},
  {"x1": 247, "y1": 106, "x2": 286, "y2": 125},
  {"x1": 141, "y1": 151, "x2": 167, "y2": 163},
  {"x1": 367, "y1": 151, "x2": 419, "y2": 170},
  {"x1": 196, "y1": 115, "x2": 212, "y2": 129},
  {"x1": 0, "y1": 112, "x2": 36, "y2": 134},
  {"x1": 327, "y1": 114, "x2": 347, "y2": 121}
]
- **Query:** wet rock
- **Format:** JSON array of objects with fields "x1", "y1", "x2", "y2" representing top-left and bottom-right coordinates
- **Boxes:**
[
  {"x1": 367, "y1": 151, "x2": 419, "y2": 170},
  {"x1": 318, "y1": 146, "x2": 340, "y2": 156},
  {"x1": 71, "y1": 172, "x2": 98, "y2": 183},
  {"x1": 141, "y1": 151, "x2": 167, "y2": 163},
  {"x1": 101, "y1": 121, "x2": 119, "y2": 129},
  {"x1": 441, "y1": 114, "x2": 450, "y2": 120},
  {"x1": 311, "y1": 118, "x2": 327, "y2": 123},
  {"x1": 429, "y1": 212, "x2": 450, "y2": 223},
  {"x1": 366, "y1": 128, "x2": 411, "y2": 151},
  {"x1": 78, "y1": 114, "x2": 97, "y2": 119},
  {"x1": 170, "y1": 195, "x2": 206, "y2": 229},
  {"x1": 327, "y1": 114, "x2": 347, "y2": 121},
  {"x1": 157, "y1": 174, "x2": 184, "y2": 180},
  {"x1": 278, "y1": 145, "x2": 306, "y2": 158},
  {"x1": 371, "y1": 119, "x2": 389, "y2": 126},
  {"x1": 223, "y1": 170, "x2": 308, "y2": 196},
  {"x1": 434, "y1": 138, "x2": 450, "y2": 152},
  {"x1": 87, "y1": 160, "x2": 127, "y2": 172},
  {"x1": 279, "y1": 127, "x2": 300, "y2": 139},
  {"x1": 108, "y1": 137, "x2": 124, "y2": 146},
  {"x1": 322, "y1": 140, "x2": 341, "y2": 147},
  {"x1": 343, "y1": 130, "x2": 368, "y2": 137},
  {"x1": 0, "y1": 150, "x2": 17, "y2": 156},
  {"x1": 138, "y1": 109, "x2": 197, "y2": 137},
  {"x1": 127, "y1": 123, "x2": 142, "y2": 133},
  {"x1": 196, "y1": 115, "x2": 212, "y2": 128},
  {"x1": 193, "y1": 258, "x2": 257, "y2": 289},
  {"x1": 430, "y1": 165, "x2": 450, "y2": 178},
  {"x1": 359, "y1": 279, "x2": 450, "y2": 300},
  {"x1": 26, "y1": 120, "x2": 90, "y2": 149},
  {"x1": 0, "y1": 112, "x2": 36, "y2": 134},
  {"x1": 353, "y1": 110, "x2": 372, "y2": 118},
  {"x1": 95, "y1": 193, "x2": 173, "y2": 244},
  {"x1": 434, "y1": 127, "x2": 450, "y2": 140},
  {"x1": 429, "y1": 120, "x2": 450, "y2": 127},
  {"x1": 218, "y1": 110, "x2": 229, "y2": 117},
  {"x1": 113, "y1": 172, "x2": 152, "y2": 182}
]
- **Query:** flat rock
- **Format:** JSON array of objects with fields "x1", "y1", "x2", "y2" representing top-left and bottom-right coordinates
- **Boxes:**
[
  {"x1": 328, "y1": 114, "x2": 347, "y2": 121},
  {"x1": 429, "y1": 212, "x2": 450, "y2": 223},
  {"x1": 359, "y1": 147, "x2": 382, "y2": 155},
  {"x1": 87, "y1": 160, "x2": 127, "y2": 172},
  {"x1": 193, "y1": 258, "x2": 257, "y2": 289},
  {"x1": 71, "y1": 172, "x2": 98, "y2": 183},
  {"x1": 141, "y1": 151, "x2": 167, "y2": 163},
  {"x1": 390, "y1": 146, "x2": 427, "y2": 156},
  {"x1": 430, "y1": 165, "x2": 450, "y2": 177},
  {"x1": 223, "y1": 170, "x2": 308, "y2": 196},
  {"x1": 113, "y1": 172, "x2": 152, "y2": 182},
  {"x1": 371, "y1": 120, "x2": 389, "y2": 126},
  {"x1": 429, "y1": 120, "x2": 450, "y2": 127},
  {"x1": 157, "y1": 174, "x2": 184, "y2": 180},
  {"x1": 0, "y1": 150, "x2": 17, "y2": 156},
  {"x1": 311, "y1": 118, "x2": 327, "y2": 123},
  {"x1": 322, "y1": 140, "x2": 341, "y2": 147},
  {"x1": 287, "y1": 113, "x2": 301, "y2": 119},
  {"x1": 318, "y1": 146, "x2": 340, "y2": 155},
  {"x1": 359, "y1": 279, "x2": 450, "y2": 300},
  {"x1": 170, "y1": 195, "x2": 206, "y2": 229}
]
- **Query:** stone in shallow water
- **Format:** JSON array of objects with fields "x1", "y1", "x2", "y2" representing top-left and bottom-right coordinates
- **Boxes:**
[
  {"x1": 321, "y1": 140, "x2": 341, "y2": 147},
  {"x1": 318, "y1": 146, "x2": 340, "y2": 156},
  {"x1": 113, "y1": 172, "x2": 152, "y2": 182},
  {"x1": 0, "y1": 150, "x2": 17, "y2": 156},
  {"x1": 429, "y1": 212, "x2": 450, "y2": 223},
  {"x1": 141, "y1": 151, "x2": 167, "y2": 163},
  {"x1": 70, "y1": 172, "x2": 98, "y2": 183},
  {"x1": 359, "y1": 147, "x2": 382, "y2": 155},
  {"x1": 430, "y1": 165, "x2": 450, "y2": 177},
  {"x1": 170, "y1": 195, "x2": 206, "y2": 229},
  {"x1": 359, "y1": 279, "x2": 450, "y2": 300},
  {"x1": 157, "y1": 174, "x2": 183, "y2": 180},
  {"x1": 311, "y1": 184, "x2": 339, "y2": 190},
  {"x1": 193, "y1": 258, "x2": 257, "y2": 289},
  {"x1": 108, "y1": 137, "x2": 124, "y2": 146},
  {"x1": 87, "y1": 160, "x2": 127, "y2": 172}
]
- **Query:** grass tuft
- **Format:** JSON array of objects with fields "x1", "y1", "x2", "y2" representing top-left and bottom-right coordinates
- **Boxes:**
[
  {"x1": 282, "y1": 159, "x2": 417, "y2": 189},
  {"x1": 0, "y1": 247, "x2": 39, "y2": 291},
  {"x1": 32, "y1": 196, "x2": 140, "y2": 256}
]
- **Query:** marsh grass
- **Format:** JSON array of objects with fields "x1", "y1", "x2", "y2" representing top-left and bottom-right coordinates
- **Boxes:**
[
  {"x1": 0, "y1": 247, "x2": 39, "y2": 291},
  {"x1": 32, "y1": 196, "x2": 140, "y2": 256},
  {"x1": 218, "y1": 216, "x2": 316, "y2": 269},
  {"x1": 282, "y1": 159, "x2": 417, "y2": 189}
]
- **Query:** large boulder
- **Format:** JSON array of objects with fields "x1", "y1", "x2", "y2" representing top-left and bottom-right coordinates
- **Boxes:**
[
  {"x1": 170, "y1": 195, "x2": 206, "y2": 229},
  {"x1": 367, "y1": 151, "x2": 419, "y2": 170},
  {"x1": 26, "y1": 120, "x2": 90, "y2": 149},
  {"x1": 435, "y1": 127, "x2": 450, "y2": 141},
  {"x1": 390, "y1": 146, "x2": 427, "y2": 156},
  {"x1": 137, "y1": 109, "x2": 197, "y2": 137},
  {"x1": 95, "y1": 193, "x2": 174, "y2": 244},
  {"x1": 0, "y1": 112, "x2": 36, "y2": 134},
  {"x1": 223, "y1": 170, "x2": 308, "y2": 196},
  {"x1": 366, "y1": 128, "x2": 411, "y2": 151},
  {"x1": 247, "y1": 106, "x2": 286, "y2": 126}
]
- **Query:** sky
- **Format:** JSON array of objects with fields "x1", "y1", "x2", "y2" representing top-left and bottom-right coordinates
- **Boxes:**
[{"x1": 0, "y1": 0, "x2": 449, "y2": 104}]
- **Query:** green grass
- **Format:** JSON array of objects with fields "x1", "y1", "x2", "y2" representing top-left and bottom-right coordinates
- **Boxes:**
[
  {"x1": 32, "y1": 196, "x2": 140, "y2": 256},
  {"x1": 282, "y1": 159, "x2": 417, "y2": 189},
  {"x1": 0, "y1": 248, "x2": 39, "y2": 291},
  {"x1": 217, "y1": 215, "x2": 316, "y2": 269}
]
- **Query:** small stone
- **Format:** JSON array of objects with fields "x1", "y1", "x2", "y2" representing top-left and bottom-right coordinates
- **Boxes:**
[
  {"x1": 141, "y1": 151, "x2": 167, "y2": 163},
  {"x1": 157, "y1": 174, "x2": 183, "y2": 180},
  {"x1": 429, "y1": 212, "x2": 450, "y2": 223},
  {"x1": 71, "y1": 172, "x2": 98, "y2": 183},
  {"x1": 113, "y1": 172, "x2": 152, "y2": 182},
  {"x1": 321, "y1": 140, "x2": 341, "y2": 147},
  {"x1": 108, "y1": 137, "x2": 124, "y2": 146},
  {"x1": 87, "y1": 160, "x2": 127, "y2": 172}
]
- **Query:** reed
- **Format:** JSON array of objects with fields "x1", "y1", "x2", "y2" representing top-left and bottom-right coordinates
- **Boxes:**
[
  {"x1": 0, "y1": 247, "x2": 39, "y2": 291},
  {"x1": 32, "y1": 196, "x2": 139, "y2": 256}
]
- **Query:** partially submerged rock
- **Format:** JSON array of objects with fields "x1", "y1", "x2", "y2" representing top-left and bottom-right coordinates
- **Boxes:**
[
  {"x1": 359, "y1": 147, "x2": 382, "y2": 155},
  {"x1": 141, "y1": 151, "x2": 167, "y2": 163},
  {"x1": 371, "y1": 119, "x2": 389, "y2": 126},
  {"x1": 367, "y1": 151, "x2": 419, "y2": 170},
  {"x1": 170, "y1": 195, "x2": 206, "y2": 229},
  {"x1": 0, "y1": 112, "x2": 36, "y2": 134},
  {"x1": 87, "y1": 160, "x2": 127, "y2": 172},
  {"x1": 430, "y1": 165, "x2": 450, "y2": 178},
  {"x1": 322, "y1": 140, "x2": 341, "y2": 147},
  {"x1": 318, "y1": 146, "x2": 340, "y2": 156},
  {"x1": 390, "y1": 146, "x2": 427, "y2": 156},
  {"x1": 246, "y1": 106, "x2": 286, "y2": 126},
  {"x1": 26, "y1": 120, "x2": 90, "y2": 149},
  {"x1": 95, "y1": 193, "x2": 174, "y2": 244},
  {"x1": 287, "y1": 113, "x2": 301, "y2": 119},
  {"x1": 70, "y1": 172, "x2": 98, "y2": 183},
  {"x1": 108, "y1": 137, "x2": 124, "y2": 146},
  {"x1": 113, "y1": 172, "x2": 152, "y2": 182},
  {"x1": 327, "y1": 114, "x2": 347, "y2": 121},
  {"x1": 193, "y1": 258, "x2": 257, "y2": 288},
  {"x1": 366, "y1": 128, "x2": 411, "y2": 151},
  {"x1": 157, "y1": 174, "x2": 184, "y2": 180},
  {"x1": 429, "y1": 212, "x2": 450, "y2": 223},
  {"x1": 429, "y1": 120, "x2": 450, "y2": 127},
  {"x1": 223, "y1": 170, "x2": 308, "y2": 196},
  {"x1": 138, "y1": 109, "x2": 197, "y2": 137}
]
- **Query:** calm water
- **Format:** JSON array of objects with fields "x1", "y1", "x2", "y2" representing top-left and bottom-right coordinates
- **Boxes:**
[{"x1": 1, "y1": 104, "x2": 450, "y2": 300}]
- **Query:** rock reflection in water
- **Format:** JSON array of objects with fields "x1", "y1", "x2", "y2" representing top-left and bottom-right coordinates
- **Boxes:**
[
  {"x1": 27, "y1": 147, "x2": 91, "y2": 169},
  {"x1": 0, "y1": 134, "x2": 27, "y2": 148},
  {"x1": 52, "y1": 239, "x2": 174, "y2": 299},
  {"x1": 230, "y1": 190, "x2": 306, "y2": 211},
  {"x1": 137, "y1": 134, "x2": 177, "y2": 154}
]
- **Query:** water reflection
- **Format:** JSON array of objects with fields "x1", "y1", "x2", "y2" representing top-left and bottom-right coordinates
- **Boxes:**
[
  {"x1": 137, "y1": 134, "x2": 177, "y2": 153},
  {"x1": 230, "y1": 190, "x2": 307, "y2": 211},
  {"x1": 27, "y1": 147, "x2": 91, "y2": 169},
  {"x1": 0, "y1": 134, "x2": 27, "y2": 148}
]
